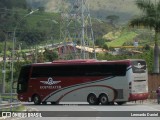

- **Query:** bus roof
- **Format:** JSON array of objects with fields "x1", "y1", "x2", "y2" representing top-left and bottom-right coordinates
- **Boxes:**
[
  {"x1": 52, "y1": 59, "x2": 144, "y2": 64},
  {"x1": 29, "y1": 59, "x2": 145, "y2": 66},
  {"x1": 52, "y1": 59, "x2": 98, "y2": 64}
]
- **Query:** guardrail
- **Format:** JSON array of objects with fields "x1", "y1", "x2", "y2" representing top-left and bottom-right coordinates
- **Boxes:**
[
  {"x1": 0, "y1": 102, "x2": 24, "y2": 120},
  {"x1": 0, "y1": 102, "x2": 21, "y2": 111},
  {"x1": 0, "y1": 93, "x2": 23, "y2": 110},
  {"x1": 1, "y1": 93, "x2": 17, "y2": 96},
  {"x1": 0, "y1": 93, "x2": 18, "y2": 103}
]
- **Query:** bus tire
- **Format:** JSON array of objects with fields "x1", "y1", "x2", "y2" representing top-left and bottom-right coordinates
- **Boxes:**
[
  {"x1": 33, "y1": 95, "x2": 41, "y2": 105},
  {"x1": 116, "y1": 102, "x2": 126, "y2": 105},
  {"x1": 99, "y1": 94, "x2": 108, "y2": 105},
  {"x1": 87, "y1": 93, "x2": 99, "y2": 105},
  {"x1": 51, "y1": 102, "x2": 58, "y2": 105},
  {"x1": 42, "y1": 101, "x2": 47, "y2": 105}
]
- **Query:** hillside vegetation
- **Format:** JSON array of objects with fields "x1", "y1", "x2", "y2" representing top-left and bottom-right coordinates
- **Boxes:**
[
  {"x1": 1, "y1": 0, "x2": 159, "y2": 92},
  {"x1": 27, "y1": 0, "x2": 141, "y2": 24},
  {"x1": 0, "y1": 0, "x2": 157, "y2": 52},
  {"x1": 105, "y1": 31, "x2": 137, "y2": 47}
]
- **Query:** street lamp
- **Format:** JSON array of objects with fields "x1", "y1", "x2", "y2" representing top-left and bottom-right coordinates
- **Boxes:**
[{"x1": 10, "y1": 9, "x2": 38, "y2": 104}]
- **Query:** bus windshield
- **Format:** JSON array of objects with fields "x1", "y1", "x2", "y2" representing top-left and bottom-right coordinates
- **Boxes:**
[{"x1": 17, "y1": 65, "x2": 31, "y2": 93}]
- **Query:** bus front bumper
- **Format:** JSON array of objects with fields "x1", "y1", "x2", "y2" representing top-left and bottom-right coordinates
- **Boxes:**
[{"x1": 18, "y1": 94, "x2": 30, "y2": 102}]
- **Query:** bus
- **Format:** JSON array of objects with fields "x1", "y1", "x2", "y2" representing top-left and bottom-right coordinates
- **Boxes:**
[{"x1": 17, "y1": 59, "x2": 148, "y2": 105}]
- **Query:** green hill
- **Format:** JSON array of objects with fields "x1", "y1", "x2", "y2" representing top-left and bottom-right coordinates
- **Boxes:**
[
  {"x1": 26, "y1": 0, "x2": 141, "y2": 24},
  {"x1": 106, "y1": 31, "x2": 137, "y2": 47}
]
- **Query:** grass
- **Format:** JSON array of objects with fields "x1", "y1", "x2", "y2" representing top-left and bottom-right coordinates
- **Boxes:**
[
  {"x1": 1, "y1": 95, "x2": 17, "y2": 99},
  {"x1": 106, "y1": 31, "x2": 137, "y2": 47},
  {"x1": 26, "y1": 12, "x2": 59, "y2": 29},
  {"x1": 0, "y1": 105, "x2": 25, "y2": 112},
  {"x1": 0, "y1": 95, "x2": 25, "y2": 112}
]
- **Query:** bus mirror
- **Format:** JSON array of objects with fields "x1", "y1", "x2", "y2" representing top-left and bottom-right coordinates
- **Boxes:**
[{"x1": 12, "y1": 81, "x2": 17, "y2": 89}]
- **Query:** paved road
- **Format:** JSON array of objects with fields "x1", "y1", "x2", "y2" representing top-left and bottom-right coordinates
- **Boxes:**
[
  {"x1": 19, "y1": 101, "x2": 160, "y2": 120},
  {"x1": 1, "y1": 101, "x2": 160, "y2": 120}
]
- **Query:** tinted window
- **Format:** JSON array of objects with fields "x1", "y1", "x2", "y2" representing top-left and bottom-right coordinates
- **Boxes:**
[
  {"x1": 17, "y1": 65, "x2": 31, "y2": 93},
  {"x1": 31, "y1": 64, "x2": 127, "y2": 78},
  {"x1": 131, "y1": 61, "x2": 146, "y2": 73},
  {"x1": 18, "y1": 65, "x2": 31, "y2": 82}
]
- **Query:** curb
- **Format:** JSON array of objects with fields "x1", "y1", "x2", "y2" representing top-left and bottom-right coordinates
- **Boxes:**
[{"x1": 129, "y1": 99, "x2": 158, "y2": 105}]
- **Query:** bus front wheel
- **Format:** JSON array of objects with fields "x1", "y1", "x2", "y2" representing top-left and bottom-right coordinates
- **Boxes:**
[
  {"x1": 87, "y1": 93, "x2": 99, "y2": 105},
  {"x1": 33, "y1": 95, "x2": 41, "y2": 105}
]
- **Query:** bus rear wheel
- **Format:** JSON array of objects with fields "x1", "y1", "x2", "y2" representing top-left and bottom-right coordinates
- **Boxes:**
[
  {"x1": 99, "y1": 94, "x2": 108, "y2": 105},
  {"x1": 42, "y1": 101, "x2": 47, "y2": 105},
  {"x1": 87, "y1": 94, "x2": 99, "y2": 105},
  {"x1": 116, "y1": 102, "x2": 126, "y2": 105},
  {"x1": 51, "y1": 102, "x2": 58, "y2": 105},
  {"x1": 33, "y1": 95, "x2": 41, "y2": 105}
]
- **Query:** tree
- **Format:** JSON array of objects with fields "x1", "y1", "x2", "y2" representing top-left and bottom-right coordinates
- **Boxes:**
[
  {"x1": 19, "y1": 29, "x2": 46, "y2": 46},
  {"x1": 0, "y1": 0, "x2": 27, "y2": 9},
  {"x1": 106, "y1": 15, "x2": 119, "y2": 26},
  {"x1": 95, "y1": 37, "x2": 105, "y2": 47},
  {"x1": 130, "y1": 0, "x2": 160, "y2": 73},
  {"x1": 0, "y1": 31, "x2": 5, "y2": 42},
  {"x1": 43, "y1": 48, "x2": 58, "y2": 62},
  {"x1": 38, "y1": 7, "x2": 45, "y2": 12},
  {"x1": 102, "y1": 43, "x2": 109, "y2": 51}
]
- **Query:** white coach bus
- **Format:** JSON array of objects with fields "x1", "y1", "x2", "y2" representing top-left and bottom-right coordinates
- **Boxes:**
[{"x1": 17, "y1": 59, "x2": 148, "y2": 105}]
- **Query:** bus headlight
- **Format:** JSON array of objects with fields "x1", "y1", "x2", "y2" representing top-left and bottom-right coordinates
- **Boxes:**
[{"x1": 20, "y1": 97, "x2": 23, "y2": 100}]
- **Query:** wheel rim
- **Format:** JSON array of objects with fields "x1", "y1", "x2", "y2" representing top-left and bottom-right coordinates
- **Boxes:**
[
  {"x1": 88, "y1": 94, "x2": 98, "y2": 105},
  {"x1": 101, "y1": 96, "x2": 107, "y2": 103},
  {"x1": 90, "y1": 96, "x2": 95, "y2": 103},
  {"x1": 34, "y1": 97, "x2": 38, "y2": 103},
  {"x1": 100, "y1": 94, "x2": 108, "y2": 105},
  {"x1": 34, "y1": 96, "x2": 39, "y2": 104}
]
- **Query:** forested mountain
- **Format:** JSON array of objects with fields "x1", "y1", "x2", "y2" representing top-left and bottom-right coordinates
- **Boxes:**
[
  {"x1": 0, "y1": 0, "x2": 27, "y2": 9},
  {"x1": 27, "y1": 0, "x2": 141, "y2": 24},
  {"x1": 0, "y1": 0, "x2": 115, "y2": 48}
]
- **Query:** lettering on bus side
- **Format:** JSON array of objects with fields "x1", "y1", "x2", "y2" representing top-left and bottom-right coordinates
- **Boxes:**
[
  {"x1": 40, "y1": 77, "x2": 62, "y2": 90},
  {"x1": 40, "y1": 86, "x2": 61, "y2": 89}
]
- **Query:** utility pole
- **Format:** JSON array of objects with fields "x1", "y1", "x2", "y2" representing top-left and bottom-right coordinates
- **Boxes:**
[
  {"x1": 2, "y1": 31, "x2": 7, "y2": 93},
  {"x1": 81, "y1": 0, "x2": 85, "y2": 59}
]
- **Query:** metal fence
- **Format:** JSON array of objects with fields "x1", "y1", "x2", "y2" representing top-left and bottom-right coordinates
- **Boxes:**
[
  {"x1": 0, "y1": 93, "x2": 22, "y2": 114},
  {"x1": 0, "y1": 102, "x2": 21, "y2": 111},
  {"x1": 0, "y1": 93, "x2": 17, "y2": 102}
]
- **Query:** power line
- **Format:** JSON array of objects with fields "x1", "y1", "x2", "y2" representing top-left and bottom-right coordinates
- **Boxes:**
[{"x1": 60, "y1": 0, "x2": 96, "y2": 60}]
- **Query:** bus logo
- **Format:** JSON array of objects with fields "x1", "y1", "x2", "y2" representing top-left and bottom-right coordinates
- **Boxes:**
[
  {"x1": 134, "y1": 63, "x2": 145, "y2": 69},
  {"x1": 40, "y1": 77, "x2": 61, "y2": 85}
]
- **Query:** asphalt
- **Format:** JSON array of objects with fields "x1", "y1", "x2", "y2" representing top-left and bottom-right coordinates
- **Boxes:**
[{"x1": 0, "y1": 99, "x2": 159, "y2": 105}]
